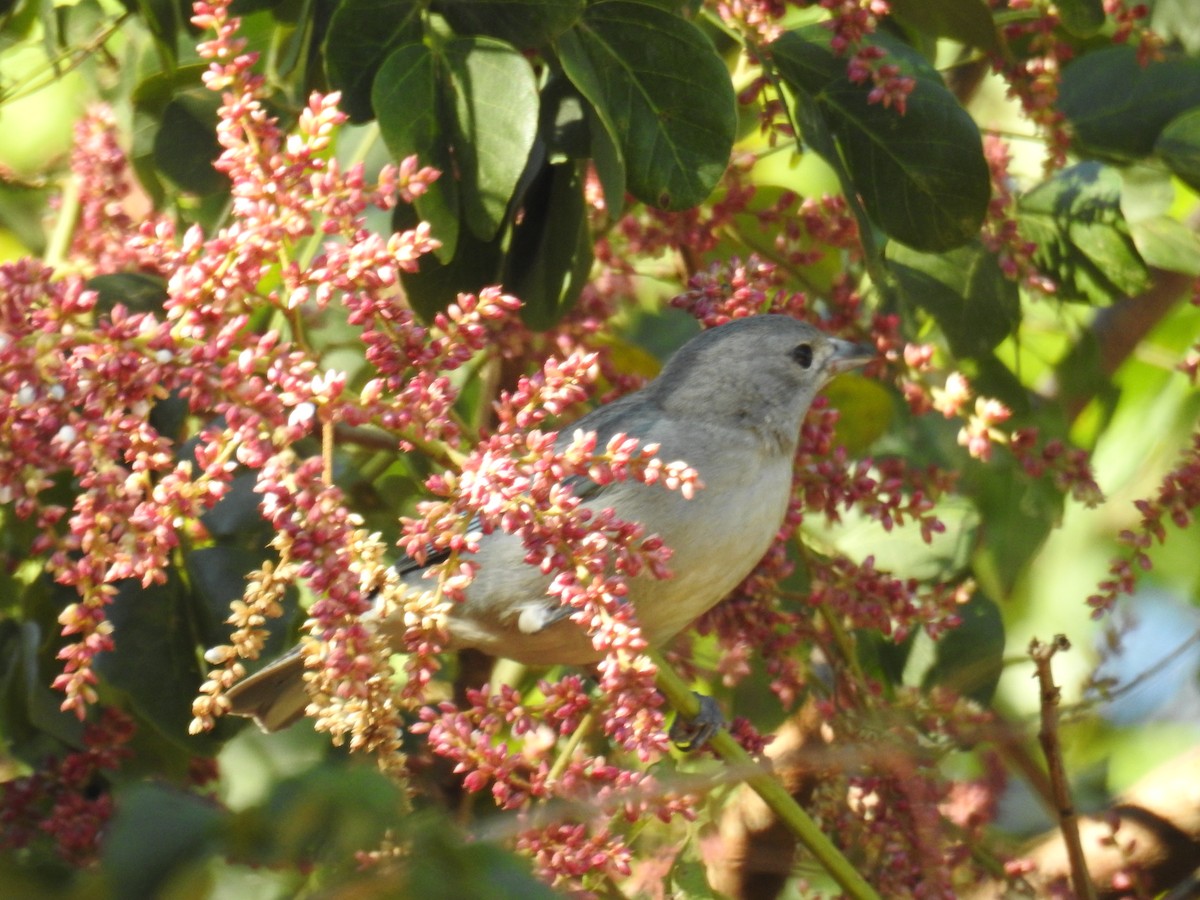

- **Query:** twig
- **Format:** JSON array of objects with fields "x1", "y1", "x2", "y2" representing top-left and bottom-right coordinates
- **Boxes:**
[
  {"x1": 649, "y1": 650, "x2": 881, "y2": 900},
  {"x1": 1029, "y1": 635, "x2": 1097, "y2": 900}
]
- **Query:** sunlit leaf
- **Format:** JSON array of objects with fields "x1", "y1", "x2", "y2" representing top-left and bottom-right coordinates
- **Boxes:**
[
  {"x1": 888, "y1": 241, "x2": 1020, "y2": 357},
  {"x1": 773, "y1": 26, "x2": 990, "y2": 251},
  {"x1": 442, "y1": 36, "x2": 539, "y2": 241},
  {"x1": 1129, "y1": 215, "x2": 1200, "y2": 276},
  {"x1": 556, "y1": 0, "x2": 735, "y2": 210},
  {"x1": 1019, "y1": 162, "x2": 1150, "y2": 304},
  {"x1": 373, "y1": 42, "x2": 461, "y2": 259},
  {"x1": 1155, "y1": 106, "x2": 1200, "y2": 192}
]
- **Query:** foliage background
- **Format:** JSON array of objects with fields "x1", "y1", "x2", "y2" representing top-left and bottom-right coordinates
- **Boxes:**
[{"x1": 2, "y1": 0, "x2": 1200, "y2": 896}]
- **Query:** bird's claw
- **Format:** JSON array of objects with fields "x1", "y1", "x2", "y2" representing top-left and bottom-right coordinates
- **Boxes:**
[{"x1": 668, "y1": 693, "x2": 725, "y2": 751}]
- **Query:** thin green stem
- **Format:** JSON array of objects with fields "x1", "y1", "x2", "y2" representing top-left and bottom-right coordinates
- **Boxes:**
[
  {"x1": 44, "y1": 175, "x2": 82, "y2": 271},
  {"x1": 546, "y1": 709, "x2": 597, "y2": 787},
  {"x1": 649, "y1": 650, "x2": 880, "y2": 900}
]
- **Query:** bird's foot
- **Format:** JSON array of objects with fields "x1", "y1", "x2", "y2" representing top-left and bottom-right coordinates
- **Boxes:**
[{"x1": 668, "y1": 693, "x2": 725, "y2": 751}]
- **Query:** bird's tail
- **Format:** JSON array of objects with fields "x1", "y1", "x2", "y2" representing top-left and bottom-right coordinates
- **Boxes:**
[{"x1": 225, "y1": 647, "x2": 310, "y2": 733}]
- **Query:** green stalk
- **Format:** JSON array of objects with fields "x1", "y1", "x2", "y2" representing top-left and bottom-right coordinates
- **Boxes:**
[{"x1": 649, "y1": 650, "x2": 880, "y2": 900}]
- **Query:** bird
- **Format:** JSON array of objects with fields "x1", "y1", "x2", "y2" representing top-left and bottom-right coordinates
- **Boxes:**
[{"x1": 225, "y1": 315, "x2": 875, "y2": 732}]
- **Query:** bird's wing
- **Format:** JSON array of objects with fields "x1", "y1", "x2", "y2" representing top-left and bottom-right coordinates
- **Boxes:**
[{"x1": 391, "y1": 390, "x2": 664, "y2": 630}]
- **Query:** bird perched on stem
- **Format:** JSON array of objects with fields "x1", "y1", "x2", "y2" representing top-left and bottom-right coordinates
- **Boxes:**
[{"x1": 225, "y1": 315, "x2": 874, "y2": 732}]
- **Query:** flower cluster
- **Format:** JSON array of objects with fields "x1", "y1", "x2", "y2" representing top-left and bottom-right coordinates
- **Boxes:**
[
  {"x1": 987, "y1": 0, "x2": 1075, "y2": 170},
  {"x1": 821, "y1": 0, "x2": 916, "y2": 112},
  {"x1": 1089, "y1": 430, "x2": 1200, "y2": 615},
  {"x1": 10, "y1": 0, "x2": 1195, "y2": 893},
  {"x1": 980, "y1": 135, "x2": 1056, "y2": 294},
  {"x1": 0, "y1": 709, "x2": 134, "y2": 866}
]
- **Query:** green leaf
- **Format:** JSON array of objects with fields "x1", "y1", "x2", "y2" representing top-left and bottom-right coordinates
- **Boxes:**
[
  {"x1": 86, "y1": 272, "x2": 169, "y2": 313},
  {"x1": 198, "y1": 470, "x2": 268, "y2": 541},
  {"x1": 103, "y1": 782, "x2": 221, "y2": 899},
  {"x1": 396, "y1": 200, "x2": 506, "y2": 319},
  {"x1": 373, "y1": 42, "x2": 461, "y2": 260},
  {"x1": 0, "y1": 620, "x2": 85, "y2": 758},
  {"x1": 919, "y1": 591, "x2": 1004, "y2": 705},
  {"x1": 120, "y1": 0, "x2": 185, "y2": 63},
  {"x1": 402, "y1": 813, "x2": 560, "y2": 899},
  {"x1": 442, "y1": 36, "x2": 540, "y2": 241},
  {"x1": 772, "y1": 27, "x2": 990, "y2": 252},
  {"x1": 1128, "y1": 215, "x2": 1200, "y2": 276},
  {"x1": 153, "y1": 88, "x2": 229, "y2": 196},
  {"x1": 504, "y1": 159, "x2": 593, "y2": 330},
  {"x1": 538, "y1": 72, "x2": 592, "y2": 162},
  {"x1": 1018, "y1": 162, "x2": 1150, "y2": 304},
  {"x1": 1055, "y1": 0, "x2": 1105, "y2": 36},
  {"x1": 1155, "y1": 106, "x2": 1200, "y2": 193},
  {"x1": 438, "y1": 0, "x2": 584, "y2": 48},
  {"x1": 889, "y1": 0, "x2": 999, "y2": 53},
  {"x1": 556, "y1": 0, "x2": 735, "y2": 210},
  {"x1": 822, "y1": 373, "x2": 894, "y2": 453},
  {"x1": 970, "y1": 454, "x2": 1063, "y2": 596},
  {"x1": 324, "y1": 0, "x2": 422, "y2": 122},
  {"x1": 245, "y1": 764, "x2": 408, "y2": 864},
  {"x1": 375, "y1": 37, "x2": 539, "y2": 253},
  {"x1": 586, "y1": 98, "x2": 625, "y2": 216},
  {"x1": 1058, "y1": 46, "x2": 1200, "y2": 160},
  {"x1": 187, "y1": 546, "x2": 296, "y2": 653},
  {"x1": 94, "y1": 575, "x2": 211, "y2": 750},
  {"x1": 887, "y1": 241, "x2": 1020, "y2": 358}
]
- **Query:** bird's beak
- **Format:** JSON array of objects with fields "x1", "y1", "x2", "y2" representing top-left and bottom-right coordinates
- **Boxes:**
[{"x1": 825, "y1": 338, "x2": 876, "y2": 376}]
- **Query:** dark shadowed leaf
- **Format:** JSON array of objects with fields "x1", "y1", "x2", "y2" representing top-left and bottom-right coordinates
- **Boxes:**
[
  {"x1": 188, "y1": 545, "x2": 297, "y2": 655},
  {"x1": 324, "y1": 0, "x2": 422, "y2": 122},
  {"x1": 586, "y1": 98, "x2": 625, "y2": 216},
  {"x1": 200, "y1": 470, "x2": 269, "y2": 541},
  {"x1": 888, "y1": 241, "x2": 1020, "y2": 358},
  {"x1": 1155, "y1": 106, "x2": 1200, "y2": 193},
  {"x1": 153, "y1": 88, "x2": 229, "y2": 196},
  {"x1": 1058, "y1": 46, "x2": 1200, "y2": 160},
  {"x1": 1018, "y1": 162, "x2": 1150, "y2": 304},
  {"x1": 505, "y1": 159, "x2": 592, "y2": 330},
  {"x1": 402, "y1": 813, "x2": 560, "y2": 898},
  {"x1": 0, "y1": 620, "x2": 85, "y2": 757},
  {"x1": 921, "y1": 591, "x2": 1004, "y2": 705},
  {"x1": 86, "y1": 272, "x2": 169, "y2": 313},
  {"x1": 239, "y1": 764, "x2": 407, "y2": 864},
  {"x1": 94, "y1": 574, "x2": 213, "y2": 751},
  {"x1": 120, "y1": 0, "x2": 184, "y2": 63},
  {"x1": 396, "y1": 200, "x2": 506, "y2": 319},
  {"x1": 539, "y1": 72, "x2": 592, "y2": 162},
  {"x1": 889, "y1": 0, "x2": 999, "y2": 53},
  {"x1": 773, "y1": 26, "x2": 989, "y2": 251},
  {"x1": 103, "y1": 783, "x2": 221, "y2": 899},
  {"x1": 556, "y1": 0, "x2": 735, "y2": 210},
  {"x1": 1055, "y1": 0, "x2": 1104, "y2": 36},
  {"x1": 438, "y1": 0, "x2": 584, "y2": 47}
]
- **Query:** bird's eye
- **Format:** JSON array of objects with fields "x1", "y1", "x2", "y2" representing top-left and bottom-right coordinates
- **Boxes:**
[{"x1": 791, "y1": 343, "x2": 813, "y2": 368}]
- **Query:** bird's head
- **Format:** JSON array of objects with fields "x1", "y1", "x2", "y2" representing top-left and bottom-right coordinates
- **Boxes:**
[{"x1": 649, "y1": 315, "x2": 875, "y2": 450}]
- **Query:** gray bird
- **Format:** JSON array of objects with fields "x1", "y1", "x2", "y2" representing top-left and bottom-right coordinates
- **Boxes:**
[{"x1": 226, "y1": 315, "x2": 874, "y2": 731}]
